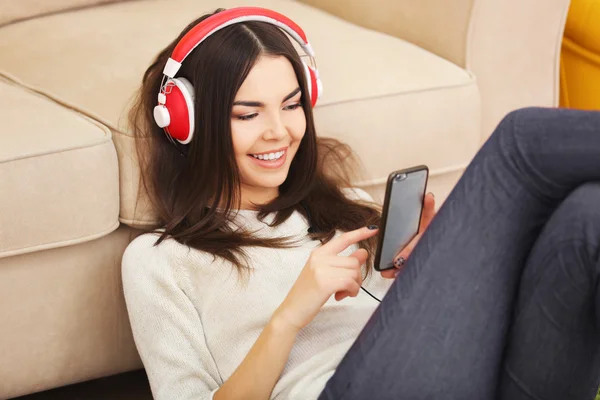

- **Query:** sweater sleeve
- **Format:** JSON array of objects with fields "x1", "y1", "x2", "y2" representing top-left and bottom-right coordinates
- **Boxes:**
[{"x1": 121, "y1": 234, "x2": 222, "y2": 400}]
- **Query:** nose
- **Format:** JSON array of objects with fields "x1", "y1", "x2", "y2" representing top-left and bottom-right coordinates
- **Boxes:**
[{"x1": 262, "y1": 111, "x2": 287, "y2": 141}]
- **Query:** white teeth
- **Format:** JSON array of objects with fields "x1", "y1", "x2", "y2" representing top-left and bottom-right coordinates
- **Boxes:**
[{"x1": 251, "y1": 150, "x2": 285, "y2": 161}]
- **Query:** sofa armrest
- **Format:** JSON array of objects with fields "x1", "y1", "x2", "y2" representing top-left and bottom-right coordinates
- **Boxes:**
[{"x1": 298, "y1": 0, "x2": 571, "y2": 139}]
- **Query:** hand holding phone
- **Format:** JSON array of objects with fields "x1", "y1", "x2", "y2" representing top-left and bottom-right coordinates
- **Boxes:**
[{"x1": 374, "y1": 166, "x2": 430, "y2": 272}]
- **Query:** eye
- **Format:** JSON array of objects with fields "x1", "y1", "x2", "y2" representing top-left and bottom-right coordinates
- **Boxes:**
[
  {"x1": 237, "y1": 113, "x2": 258, "y2": 121},
  {"x1": 283, "y1": 103, "x2": 302, "y2": 111}
]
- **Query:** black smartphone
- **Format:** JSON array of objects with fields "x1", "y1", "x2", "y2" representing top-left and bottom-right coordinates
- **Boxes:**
[{"x1": 373, "y1": 165, "x2": 429, "y2": 271}]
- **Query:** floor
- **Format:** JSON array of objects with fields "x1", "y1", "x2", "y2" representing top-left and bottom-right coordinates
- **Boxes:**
[{"x1": 12, "y1": 370, "x2": 153, "y2": 400}]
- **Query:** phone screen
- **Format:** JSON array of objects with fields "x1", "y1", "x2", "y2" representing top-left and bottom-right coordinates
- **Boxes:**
[{"x1": 375, "y1": 167, "x2": 428, "y2": 271}]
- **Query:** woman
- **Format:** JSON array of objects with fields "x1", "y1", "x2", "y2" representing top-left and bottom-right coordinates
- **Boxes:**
[{"x1": 123, "y1": 7, "x2": 600, "y2": 400}]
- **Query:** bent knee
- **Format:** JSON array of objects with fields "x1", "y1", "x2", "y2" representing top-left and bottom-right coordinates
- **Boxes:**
[
  {"x1": 492, "y1": 107, "x2": 599, "y2": 144},
  {"x1": 486, "y1": 108, "x2": 548, "y2": 153}
]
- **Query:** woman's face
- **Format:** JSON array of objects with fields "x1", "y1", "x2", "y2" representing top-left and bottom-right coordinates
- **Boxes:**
[{"x1": 231, "y1": 55, "x2": 307, "y2": 208}]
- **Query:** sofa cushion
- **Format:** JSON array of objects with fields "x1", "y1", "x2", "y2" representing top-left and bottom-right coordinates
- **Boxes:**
[
  {"x1": 0, "y1": 0, "x2": 480, "y2": 225},
  {"x1": 0, "y1": 0, "x2": 131, "y2": 27},
  {"x1": 0, "y1": 80, "x2": 120, "y2": 258}
]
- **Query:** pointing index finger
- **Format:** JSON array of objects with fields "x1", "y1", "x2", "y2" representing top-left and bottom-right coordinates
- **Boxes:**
[{"x1": 320, "y1": 226, "x2": 379, "y2": 255}]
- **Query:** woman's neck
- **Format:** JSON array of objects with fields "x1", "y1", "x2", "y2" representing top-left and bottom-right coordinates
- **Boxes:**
[{"x1": 239, "y1": 184, "x2": 279, "y2": 210}]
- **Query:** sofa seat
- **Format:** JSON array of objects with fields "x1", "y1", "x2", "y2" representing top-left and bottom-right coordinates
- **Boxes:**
[
  {"x1": 0, "y1": 80, "x2": 119, "y2": 259},
  {"x1": 0, "y1": 0, "x2": 480, "y2": 224}
]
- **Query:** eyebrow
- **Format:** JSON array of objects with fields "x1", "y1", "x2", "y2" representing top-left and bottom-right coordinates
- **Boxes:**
[{"x1": 233, "y1": 87, "x2": 301, "y2": 107}]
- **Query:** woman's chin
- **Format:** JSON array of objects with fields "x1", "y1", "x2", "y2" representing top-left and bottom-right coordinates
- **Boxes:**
[
  {"x1": 252, "y1": 174, "x2": 288, "y2": 189},
  {"x1": 239, "y1": 154, "x2": 296, "y2": 192}
]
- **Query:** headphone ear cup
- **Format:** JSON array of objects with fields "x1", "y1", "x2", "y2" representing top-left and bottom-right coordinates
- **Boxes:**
[
  {"x1": 302, "y1": 62, "x2": 321, "y2": 108},
  {"x1": 163, "y1": 77, "x2": 196, "y2": 145}
]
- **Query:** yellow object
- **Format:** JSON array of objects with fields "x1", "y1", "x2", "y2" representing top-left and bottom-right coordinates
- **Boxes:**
[{"x1": 560, "y1": 0, "x2": 600, "y2": 109}]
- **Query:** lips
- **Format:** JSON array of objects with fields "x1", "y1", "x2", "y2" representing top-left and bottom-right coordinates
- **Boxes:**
[
  {"x1": 247, "y1": 147, "x2": 288, "y2": 169},
  {"x1": 250, "y1": 149, "x2": 285, "y2": 161},
  {"x1": 249, "y1": 146, "x2": 288, "y2": 160}
]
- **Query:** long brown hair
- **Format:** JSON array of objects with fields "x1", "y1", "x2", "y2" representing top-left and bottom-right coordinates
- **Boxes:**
[{"x1": 128, "y1": 9, "x2": 381, "y2": 275}]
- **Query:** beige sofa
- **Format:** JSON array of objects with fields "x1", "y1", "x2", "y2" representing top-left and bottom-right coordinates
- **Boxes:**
[{"x1": 0, "y1": 0, "x2": 570, "y2": 397}]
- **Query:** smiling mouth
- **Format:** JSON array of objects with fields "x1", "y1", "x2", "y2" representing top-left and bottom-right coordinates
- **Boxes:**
[{"x1": 249, "y1": 147, "x2": 287, "y2": 161}]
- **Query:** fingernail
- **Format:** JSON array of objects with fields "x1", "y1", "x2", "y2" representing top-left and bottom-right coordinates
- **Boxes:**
[
  {"x1": 430, "y1": 192, "x2": 435, "y2": 199},
  {"x1": 394, "y1": 257, "x2": 405, "y2": 267},
  {"x1": 394, "y1": 270, "x2": 400, "y2": 278},
  {"x1": 368, "y1": 225, "x2": 379, "y2": 230}
]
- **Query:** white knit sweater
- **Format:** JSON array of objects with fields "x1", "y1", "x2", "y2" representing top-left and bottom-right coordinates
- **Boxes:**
[{"x1": 122, "y1": 189, "x2": 392, "y2": 400}]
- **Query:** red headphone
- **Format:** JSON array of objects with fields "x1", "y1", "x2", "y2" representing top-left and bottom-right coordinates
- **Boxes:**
[{"x1": 153, "y1": 7, "x2": 323, "y2": 145}]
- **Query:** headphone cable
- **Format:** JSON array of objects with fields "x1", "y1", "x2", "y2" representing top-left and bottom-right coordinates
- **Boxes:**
[{"x1": 360, "y1": 286, "x2": 381, "y2": 303}]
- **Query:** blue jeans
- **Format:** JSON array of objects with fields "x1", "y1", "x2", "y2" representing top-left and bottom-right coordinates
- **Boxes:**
[{"x1": 319, "y1": 107, "x2": 600, "y2": 400}]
